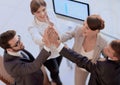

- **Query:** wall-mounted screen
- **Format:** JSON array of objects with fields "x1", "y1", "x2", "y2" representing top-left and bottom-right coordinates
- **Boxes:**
[{"x1": 52, "y1": 0, "x2": 90, "y2": 21}]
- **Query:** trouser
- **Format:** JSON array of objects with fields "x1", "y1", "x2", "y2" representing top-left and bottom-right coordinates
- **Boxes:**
[
  {"x1": 43, "y1": 55, "x2": 63, "y2": 85},
  {"x1": 75, "y1": 65, "x2": 89, "y2": 85}
]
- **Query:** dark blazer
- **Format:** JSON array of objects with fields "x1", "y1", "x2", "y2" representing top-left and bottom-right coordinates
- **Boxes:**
[
  {"x1": 0, "y1": 56, "x2": 14, "y2": 84},
  {"x1": 60, "y1": 47, "x2": 120, "y2": 85},
  {"x1": 4, "y1": 49, "x2": 50, "y2": 85}
]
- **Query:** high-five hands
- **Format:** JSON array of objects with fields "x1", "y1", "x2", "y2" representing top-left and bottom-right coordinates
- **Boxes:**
[{"x1": 43, "y1": 26, "x2": 60, "y2": 48}]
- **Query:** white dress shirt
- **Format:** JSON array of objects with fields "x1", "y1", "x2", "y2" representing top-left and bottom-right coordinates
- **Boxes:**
[{"x1": 28, "y1": 10, "x2": 61, "y2": 59}]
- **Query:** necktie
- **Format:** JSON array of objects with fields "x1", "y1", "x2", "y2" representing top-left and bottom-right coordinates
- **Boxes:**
[{"x1": 20, "y1": 52, "x2": 29, "y2": 60}]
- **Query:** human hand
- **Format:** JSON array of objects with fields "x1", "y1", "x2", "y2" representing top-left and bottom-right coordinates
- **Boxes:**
[{"x1": 43, "y1": 26, "x2": 60, "y2": 48}]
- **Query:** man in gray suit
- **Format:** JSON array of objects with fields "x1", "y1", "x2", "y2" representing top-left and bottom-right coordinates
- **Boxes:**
[{"x1": 0, "y1": 30, "x2": 51, "y2": 85}]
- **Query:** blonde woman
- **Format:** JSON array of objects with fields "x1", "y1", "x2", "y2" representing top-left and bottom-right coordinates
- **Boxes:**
[{"x1": 28, "y1": 0, "x2": 62, "y2": 85}]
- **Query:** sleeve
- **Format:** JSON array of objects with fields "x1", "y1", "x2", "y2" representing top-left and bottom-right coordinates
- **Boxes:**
[
  {"x1": 59, "y1": 47, "x2": 96, "y2": 72},
  {"x1": 0, "y1": 56, "x2": 14, "y2": 84},
  {"x1": 60, "y1": 28, "x2": 75, "y2": 43},
  {"x1": 60, "y1": 25, "x2": 81, "y2": 43},
  {"x1": 28, "y1": 26, "x2": 44, "y2": 48},
  {"x1": 4, "y1": 49, "x2": 50, "y2": 76}
]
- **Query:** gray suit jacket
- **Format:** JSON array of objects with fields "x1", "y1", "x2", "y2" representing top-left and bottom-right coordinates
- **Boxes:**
[
  {"x1": 4, "y1": 49, "x2": 50, "y2": 85},
  {"x1": 61, "y1": 25, "x2": 107, "y2": 63}
]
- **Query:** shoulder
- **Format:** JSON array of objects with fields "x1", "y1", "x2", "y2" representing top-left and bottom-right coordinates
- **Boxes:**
[
  {"x1": 28, "y1": 20, "x2": 37, "y2": 30},
  {"x1": 73, "y1": 25, "x2": 83, "y2": 37},
  {"x1": 28, "y1": 21, "x2": 39, "y2": 33},
  {"x1": 97, "y1": 34, "x2": 108, "y2": 47},
  {"x1": 98, "y1": 34, "x2": 107, "y2": 42}
]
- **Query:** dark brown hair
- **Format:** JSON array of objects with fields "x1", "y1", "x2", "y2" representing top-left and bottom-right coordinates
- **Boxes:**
[
  {"x1": 0, "y1": 30, "x2": 16, "y2": 49},
  {"x1": 87, "y1": 15, "x2": 105, "y2": 31},
  {"x1": 110, "y1": 40, "x2": 120, "y2": 59},
  {"x1": 30, "y1": 0, "x2": 46, "y2": 14}
]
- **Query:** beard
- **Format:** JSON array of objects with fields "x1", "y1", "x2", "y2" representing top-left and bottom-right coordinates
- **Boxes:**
[{"x1": 12, "y1": 45, "x2": 24, "y2": 52}]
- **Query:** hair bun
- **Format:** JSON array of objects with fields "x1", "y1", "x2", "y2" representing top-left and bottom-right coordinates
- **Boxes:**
[{"x1": 87, "y1": 14, "x2": 105, "y2": 31}]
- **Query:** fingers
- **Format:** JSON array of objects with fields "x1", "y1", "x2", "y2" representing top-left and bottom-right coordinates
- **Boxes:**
[
  {"x1": 43, "y1": 25, "x2": 60, "y2": 47},
  {"x1": 43, "y1": 27, "x2": 51, "y2": 47},
  {"x1": 48, "y1": 26, "x2": 59, "y2": 40},
  {"x1": 48, "y1": 28, "x2": 59, "y2": 43}
]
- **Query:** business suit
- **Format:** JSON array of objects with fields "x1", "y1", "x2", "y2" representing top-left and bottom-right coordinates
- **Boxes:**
[
  {"x1": 0, "y1": 56, "x2": 14, "y2": 85},
  {"x1": 61, "y1": 25, "x2": 107, "y2": 85},
  {"x1": 3, "y1": 49, "x2": 50, "y2": 85},
  {"x1": 60, "y1": 47, "x2": 120, "y2": 85}
]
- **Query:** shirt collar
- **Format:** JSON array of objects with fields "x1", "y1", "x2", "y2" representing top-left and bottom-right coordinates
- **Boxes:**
[
  {"x1": 34, "y1": 17, "x2": 47, "y2": 25},
  {"x1": 7, "y1": 51, "x2": 21, "y2": 57}
]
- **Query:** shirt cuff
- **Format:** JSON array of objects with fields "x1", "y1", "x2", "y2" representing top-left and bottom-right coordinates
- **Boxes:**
[
  {"x1": 44, "y1": 46, "x2": 50, "y2": 52},
  {"x1": 56, "y1": 43, "x2": 64, "y2": 52}
]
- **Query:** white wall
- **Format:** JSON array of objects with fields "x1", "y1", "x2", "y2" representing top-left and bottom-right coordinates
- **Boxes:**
[
  {"x1": 59, "y1": 0, "x2": 120, "y2": 39},
  {"x1": 0, "y1": 0, "x2": 120, "y2": 55},
  {"x1": 81, "y1": 0, "x2": 120, "y2": 39},
  {"x1": 45, "y1": 0, "x2": 120, "y2": 42}
]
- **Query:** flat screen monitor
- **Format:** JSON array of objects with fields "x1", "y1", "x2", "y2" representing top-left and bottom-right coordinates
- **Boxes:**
[{"x1": 52, "y1": 0, "x2": 90, "y2": 21}]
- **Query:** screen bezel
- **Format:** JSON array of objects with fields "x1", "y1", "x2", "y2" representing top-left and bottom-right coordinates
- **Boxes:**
[{"x1": 52, "y1": 0, "x2": 90, "y2": 21}]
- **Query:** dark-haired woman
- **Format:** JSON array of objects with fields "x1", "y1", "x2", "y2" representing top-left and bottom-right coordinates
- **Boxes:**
[{"x1": 61, "y1": 14, "x2": 108, "y2": 85}]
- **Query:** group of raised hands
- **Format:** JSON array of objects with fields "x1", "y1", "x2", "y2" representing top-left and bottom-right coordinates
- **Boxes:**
[{"x1": 42, "y1": 26, "x2": 61, "y2": 48}]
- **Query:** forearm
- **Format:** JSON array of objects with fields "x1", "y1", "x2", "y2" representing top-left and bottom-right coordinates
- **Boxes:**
[
  {"x1": 61, "y1": 32, "x2": 74, "y2": 43},
  {"x1": 5, "y1": 49, "x2": 50, "y2": 76},
  {"x1": 35, "y1": 48, "x2": 51, "y2": 64},
  {"x1": 59, "y1": 47, "x2": 87, "y2": 66}
]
